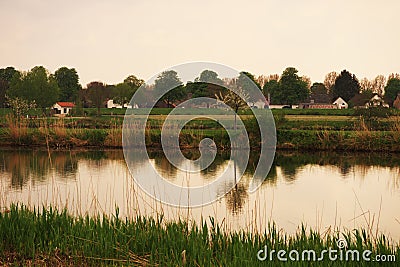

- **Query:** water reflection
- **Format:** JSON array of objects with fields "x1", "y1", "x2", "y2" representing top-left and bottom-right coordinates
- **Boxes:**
[
  {"x1": 1, "y1": 148, "x2": 399, "y2": 240},
  {"x1": 1, "y1": 149, "x2": 399, "y2": 189}
]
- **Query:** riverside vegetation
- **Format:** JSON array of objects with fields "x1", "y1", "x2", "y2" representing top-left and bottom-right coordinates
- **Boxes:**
[
  {"x1": 0, "y1": 108, "x2": 400, "y2": 151},
  {"x1": 0, "y1": 205, "x2": 398, "y2": 266}
]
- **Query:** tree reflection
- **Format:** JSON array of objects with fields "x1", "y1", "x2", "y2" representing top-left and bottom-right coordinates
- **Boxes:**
[{"x1": 225, "y1": 183, "x2": 247, "y2": 214}]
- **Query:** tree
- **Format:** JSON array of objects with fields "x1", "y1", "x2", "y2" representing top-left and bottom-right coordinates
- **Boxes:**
[
  {"x1": 185, "y1": 82, "x2": 225, "y2": 100},
  {"x1": 216, "y1": 78, "x2": 249, "y2": 130},
  {"x1": 310, "y1": 83, "x2": 330, "y2": 103},
  {"x1": 332, "y1": 70, "x2": 360, "y2": 102},
  {"x1": 384, "y1": 78, "x2": 400, "y2": 106},
  {"x1": 124, "y1": 75, "x2": 144, "y2": 91},
  {"x1": 371, "y1": 75, "x2": 386, "y2": 96},
  {"x1": 54, "y1": 67, "x2": 81, "y2": 102},
  {"x1": 194, "y1": 70, "x2": 223, "y2": 85},
  {"x1": 86, "y1": 81, "x2": 108, "y2": 116},
  {"x1": 360, "y1": 78, "x2": 372, "y2": 93},
  {"x1": 301, "y1": 76, "x2": 312, "y2": 89},
  {"x1": 273, "y1": 67, "x2": 309, "y2": 105},
  {"x1": 0, "y1": 67, "x2": 19, "y2": 107},
  {"x1": 262, "y1": 79, "x2": 279, "y2": 103},
  {"x1": 388, "y1": 73, "x2": 400, "y2": 80},
  {"x1": 5, "y1": 95, "x2": 36, "y2": 118},
  {"x1": 237, "y1": 72, "x2": 261, "y2": 105},
  {"x1": 188, "y1": 70, "x2": 226, "y2": 101},
  {"x1": 112, "y1": 82, "x2": 132, "y2": 105},
  {"x1": 324, "y1": 71, "x2": 338, "y2": 94},
  {"x1": 154, "y1": 70, "x2": 184, "y2": 107},
  {"x1": 8, "y1": 66, "x2": 59, "y2": 110}
]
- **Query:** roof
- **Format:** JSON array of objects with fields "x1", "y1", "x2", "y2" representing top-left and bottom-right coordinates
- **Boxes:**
[
  {"x1": 56, "y1": 102, "x2": 75, "y2": 108},
  {"x1": 333, "y1": 97, "x2": 347, "y2": 104}
]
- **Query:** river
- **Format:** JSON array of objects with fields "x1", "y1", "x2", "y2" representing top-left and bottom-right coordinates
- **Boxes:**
[{"x1": 0, "y1": 148, "x2": 399, "y2": 241}]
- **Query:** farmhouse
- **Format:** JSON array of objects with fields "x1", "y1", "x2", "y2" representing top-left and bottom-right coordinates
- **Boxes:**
[
  {"x1": 52, "y1": 102, "x2": 75, "y2": 116},
  {"x1": 333, "y1": 97, "x2": 348, "y2": 109},
  {"x1": 298, "y1": 100, "x2": 337, "y2": 109},
  {"x1": 349, "y1": 93, "x2": 389, "y2": 108}
]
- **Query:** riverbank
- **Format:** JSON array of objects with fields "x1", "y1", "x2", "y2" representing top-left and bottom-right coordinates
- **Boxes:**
[
  {"x1": 0, "y1": 111, "x2": 400, "y2": 151},
  {"x1": 0, "y1": 205, "x2": 398, "y2": 266},
  {"x1": 1, "y1": 127, "x2": 400, "y2": 152}
]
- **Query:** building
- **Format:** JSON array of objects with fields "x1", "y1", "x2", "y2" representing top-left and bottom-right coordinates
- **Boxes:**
[
  {"x1": 368, "y1": 94, "x2": 389, "y2": 108},
  {"x1": 107, "y1": 99, "x2": 137, "y2": 109},
  {"x1": 349, "y1": 93, "x2": 389, "y2": 108},
  {"x1": 298, "y1": 100, "x2": 337, "y2": 109},
  {"x1": 333, "y1": 97, "x2": 348, "y2": 109},
  {"x1": 248, "y1": 99, "x2": 268, "y2": 109},
  {"x1": 53, "y1": 102, "x2": 75, "y2": 116}
]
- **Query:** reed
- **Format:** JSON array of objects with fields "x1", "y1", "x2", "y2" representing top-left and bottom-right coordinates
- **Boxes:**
[{"x1": 0, "y1": 205, "x2": 398, "y2": 266}]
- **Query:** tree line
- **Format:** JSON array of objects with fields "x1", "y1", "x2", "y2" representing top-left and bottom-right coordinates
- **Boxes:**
[{"x1": 1, "y1": 65, "x2": 400, "y2": 114}]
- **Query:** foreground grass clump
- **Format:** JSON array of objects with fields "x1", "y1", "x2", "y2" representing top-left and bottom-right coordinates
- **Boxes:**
[{"x1": 0, "y1": 205, "x2": 398, "y2": 266}]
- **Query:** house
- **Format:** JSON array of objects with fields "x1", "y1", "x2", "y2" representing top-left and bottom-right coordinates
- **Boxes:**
[
  {"x1": 349, "y1": 93, "x2": 389, "y2": 108},
  {"x1": 107, "y1": 99, "x2": 123, "y2": 109},
  {"x1": 299, "y1": 100, "x2": 337, "y2": 109},
  {"x1": 53, "y1": 102, "x2": 75, "y2": 116},
  {"x1": 368, "y1": 94, "x2": 389, "y2": 108},
  {"x1": 333, "y1": 97, "x2": 348, "y2": 109},
  {"x1": 107, "y1": 99, "x2": 137, "y2": 109},
  {"x1": 248, "y1": 99, "x2": 269, "y2": 109}
]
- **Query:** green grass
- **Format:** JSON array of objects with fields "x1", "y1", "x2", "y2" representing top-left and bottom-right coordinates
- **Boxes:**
[{"x1": 0, "y1": 205, "x2": 398, "y2": 266}]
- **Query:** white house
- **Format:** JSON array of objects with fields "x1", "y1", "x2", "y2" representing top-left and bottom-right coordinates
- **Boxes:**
[
  {"x1": 248, "y1": 99, "x2": 268, "y2": 109},
  {"x1": 107, "y1": 99, "x2": 123, "y2": 109},
  {"x1": 368, "y1": 94, "x2": 389, "y2": 108},
  {"x1": 333, "y1": 97, "x2": 348, "y2": 109},
  {"x1": 107, "y1": 99, "x2": 137, "y2": 109},
  {"x1": 53, "y1": 102, "x2": 75, "y2": 116}
]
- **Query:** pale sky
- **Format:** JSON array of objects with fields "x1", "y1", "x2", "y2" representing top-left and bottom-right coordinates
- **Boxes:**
[{"x1": 1, "y1": 0, "x2": 399, "y2": 86}]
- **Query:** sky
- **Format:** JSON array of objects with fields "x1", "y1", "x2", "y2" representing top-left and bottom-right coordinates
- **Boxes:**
[{"x1": 1, "y1": 0, "x2": 399, "y2": 86}]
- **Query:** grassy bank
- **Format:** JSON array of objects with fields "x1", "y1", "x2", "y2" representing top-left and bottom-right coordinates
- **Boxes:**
[
  {"x1": 0, "y1": 112, "x2": 400, "y2": 151},
  {"x1": 0, "y1": 205, "x2": 398, "y2": 266}
]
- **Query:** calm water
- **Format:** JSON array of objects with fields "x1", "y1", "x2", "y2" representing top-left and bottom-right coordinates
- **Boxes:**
[{"x1": 0, "y1": 148, "x2": 399, "y2": 241}]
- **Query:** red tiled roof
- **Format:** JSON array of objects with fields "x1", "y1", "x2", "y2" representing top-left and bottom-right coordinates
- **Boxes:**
[{"x1": 56, "y1": 102, "x2": 75, "y2": 108}]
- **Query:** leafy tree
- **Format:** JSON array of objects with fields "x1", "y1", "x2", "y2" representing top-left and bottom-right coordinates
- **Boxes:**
[
  {"x1": 384, "y1": 78, "x2": 400, "y2": 106},
  {"x1": 216, "y1": 78, "x2": 249, "y2": 130},
  {"x1": 0, "y1": 67, "x2": 19, "y2": 106},
  {"x1": 8, "y1": 66, "x2": 59, "y2": 110},
  {"x1": 323, "y1": 71, "x2": 338, "y2": 94},
  {"x1": 360, "y1": 78, "x2": 372, "y2": 93},
  {"x1": 371, "y1": 75, "x2": 386, "y2": 96},
  {"x1": 54, "y1": 67, "x2": 81, "y2": 102},
  {"x1": 5, "y1": 95, "x2": 36, "y2": 118},
  {"x1": 123, "y1": 75, "x2": 144, "y2": 91},
  {"x1": 188, "y1": 70, "x2": 225, "y2": 102},
  {"x1": 310, "y1": 83, "x2": 330, "y2": 103},
  {"x1": 273, "y1": 67, "x2": 309, "y2": 105},
  {"x1": 194, "y1": 70, "x2": 223, "y2": 85},
  {"x1": 154, "y1": 70, "x2": 184, "y2": 107},
  {"x1": 86, "y1": 81, "x2": 109, "y2": 116},
  {"x1": 332, "y1": 70, "x2": 360, "y2": 102},
  {"x1": 388, "y1": 73, "x2": 400, "y2": 80},
  {"x1": 112, "y1": 82, "x2": 132, "y2": 105},
  {"x1": 185, "y1": 82, "x2": 219, "y2": 97},
  {"x1": 237, "y1": 72, "x2": 261, "y2": 105},
  {"x1": 262, "y1": 79, "x2": 279, "y2": 103},
  {"x1": 301, "y1": 76, "x2": 312, "y2": 89}
]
